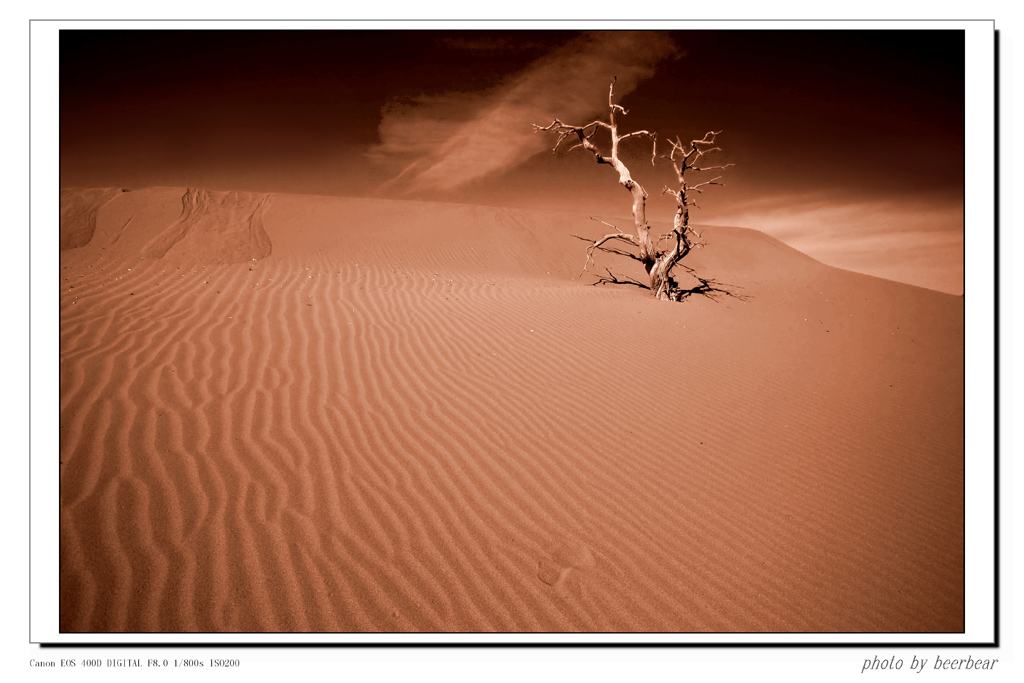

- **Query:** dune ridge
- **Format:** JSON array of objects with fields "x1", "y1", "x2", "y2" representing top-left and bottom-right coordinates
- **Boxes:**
[
  {"x1": 60, "y1": 188, "x2": 964, "y2": 632},
  {"x1": 59, "y1": 187, "x2": 127, "y2": 251},
  {"x1": 141, "y1": 188, "x2": 270, "y2": 262}
]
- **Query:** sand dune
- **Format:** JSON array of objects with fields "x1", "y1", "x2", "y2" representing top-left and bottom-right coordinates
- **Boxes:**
[
  {"x1": 59, "y1": 187, "x2": 127, "y2": 251},
  {"x1": 59, "y1": 187, "x2": 964, "y2": 633}
]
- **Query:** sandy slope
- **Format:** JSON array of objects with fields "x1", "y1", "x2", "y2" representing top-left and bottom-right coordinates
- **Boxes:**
[{"x1": 59, "y1": 187, "x2": 964, "y2": 633}]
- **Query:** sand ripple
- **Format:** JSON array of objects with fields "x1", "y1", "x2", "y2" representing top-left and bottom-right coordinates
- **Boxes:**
[{"x1": 59, "y1": 191, "x2": 965, "y2": 632}]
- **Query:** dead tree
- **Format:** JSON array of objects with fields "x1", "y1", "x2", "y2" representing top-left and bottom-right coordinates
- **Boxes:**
[
  {"x1": 654, "y1": 131, "x2": 733, "y2": 299},
  {"x1": 534, "y1": 80, "x2": 730, "y2": 301}
]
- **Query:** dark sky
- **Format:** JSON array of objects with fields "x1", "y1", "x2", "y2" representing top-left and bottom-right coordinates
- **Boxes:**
[{"x1": 59, "y1": 29, "x2": 965, "y2": 292}]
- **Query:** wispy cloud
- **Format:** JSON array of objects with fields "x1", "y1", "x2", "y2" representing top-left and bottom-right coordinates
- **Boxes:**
[
  {"x1": 709, "y1": 193, "x2": 964, "y2": 294},
  {"x1": 368, "y1": 32, "x2": 679, "y2": 195}
]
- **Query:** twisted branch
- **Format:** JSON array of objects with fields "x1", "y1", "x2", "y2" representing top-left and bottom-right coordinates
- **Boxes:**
[
  {"x1": 534, "y1": 78, "x2": 658, "y2": 266},
  {"x1": 572, "y1": 222, "x2": 642, "y2": 277},
  {"x1": 533, "y1": 81, "x2": 734, "y2": 302}
]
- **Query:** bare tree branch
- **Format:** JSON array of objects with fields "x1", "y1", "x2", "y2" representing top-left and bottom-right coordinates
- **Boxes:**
[
  {"x1": 574, "y1": 230, "x2": 642, "y2": 277},
  {"x1": 617, "y1": 129, "x2": 658, "y2": 165},
  {"x1": 686, "y1": 176, "x2": 725, "y2": 192},
  {"x1": 534, "y1": 83, "x2": 735, "y2": 302},
  {"x1": 534, "y1": 80, "x2": 657, "y2": 265},
  {"x1": 533, "y1": 119, "x2": 612, "y2": 154},
  {"x1": 691, "y1": 131, "x2": 722, "y2": 147},
  {"x1": 589, "y1": 217, "x2": 623, "y2": 233},
  {"x1": 691, "y1": 163, "x2": 735, "y2": 172}
]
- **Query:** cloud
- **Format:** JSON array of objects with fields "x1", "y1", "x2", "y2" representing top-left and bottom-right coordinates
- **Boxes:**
[
  {"x1": 368, "y1": 32, "x2": 679, "y2": 195},
  {"x1": 708, "y1": 193, "x2": 964, "y2": 294},
  {"x1": 711, "y1": 193, "x2": 963, "y2": 245}
]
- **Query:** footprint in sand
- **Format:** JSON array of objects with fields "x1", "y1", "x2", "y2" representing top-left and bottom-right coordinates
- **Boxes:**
[{"x1": 537, "y1": 541, "x2": 596, "y2": 590}]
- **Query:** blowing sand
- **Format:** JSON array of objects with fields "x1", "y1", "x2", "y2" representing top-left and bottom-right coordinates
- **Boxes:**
[{"x1": 59, "y1": 187, "x2": 964, "y2": 633}]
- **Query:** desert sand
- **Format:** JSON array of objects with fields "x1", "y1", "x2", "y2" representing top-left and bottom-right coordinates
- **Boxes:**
[{"x1": 59, "y1": 186, "x2": 964, "y2": 633}]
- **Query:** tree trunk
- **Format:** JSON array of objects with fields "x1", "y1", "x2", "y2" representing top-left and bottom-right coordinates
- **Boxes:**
[{"x1": 535, "y1": 82, "x2": 729, "y2": 302}]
